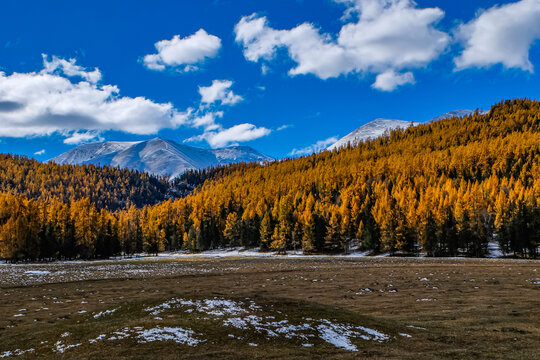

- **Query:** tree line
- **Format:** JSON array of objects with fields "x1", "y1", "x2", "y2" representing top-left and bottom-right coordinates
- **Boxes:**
[{"x1": 0, "y1": 99, "x2": 538, "y2": 261}]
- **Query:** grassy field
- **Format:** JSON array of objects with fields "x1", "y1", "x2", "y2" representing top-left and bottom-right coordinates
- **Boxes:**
[{"x1": 0, "y1": 256, "x2": 539, "y2": 359}]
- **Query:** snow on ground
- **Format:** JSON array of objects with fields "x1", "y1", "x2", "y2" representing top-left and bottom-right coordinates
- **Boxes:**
[
  {"x1": 145, "y1": 298, "x2": 259, "y2": 317},
  {"x1": 407, "y1": 325, "x2": 427, "y2": 330},
  {"x1": 0, "y1": 261, "x2": 242, "y2": 286},
  {"x1": 93, "y1": 308, "x2": 117, "y2": 319},
  {"x1": 53, "y1": 341, "x2": 81, "y2": 354},
  {"x1": 0, "y1": 349, "x2": 34, "y2": 358},
  {"x1": 0, "y1": 245, "x2": 516, "y2": 287},
  {"x1": 142, "y1": 297, "x2": 392, "y2": 351},
  {"x1": 2, "y1": 296, "x2": 404, "y2": 355},
  {"x1": 84, "y1": 326, "x2": 204, "y2": 346},
  {"x1": 137, "y1": 327, "x2": 203, "y2": 346},
  {"x1": 487, "y1": 241, "x2": 505, "y2": 258},
  {"x1": 24, "y1": 270, "x2": 50, "y2": 275}
]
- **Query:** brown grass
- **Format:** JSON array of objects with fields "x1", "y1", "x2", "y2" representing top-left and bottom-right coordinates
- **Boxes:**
[{"x1": 0, "y1": 257, "x2": 538, "y2": 359}]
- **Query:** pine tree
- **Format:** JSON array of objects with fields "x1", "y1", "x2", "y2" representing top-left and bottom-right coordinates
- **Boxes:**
[
  {"x1": 223, "y1": 212, "x2": 242, "y2": 247},
  {"x1": 259, "y1": 213, "x2": 273, "y2": 251}
]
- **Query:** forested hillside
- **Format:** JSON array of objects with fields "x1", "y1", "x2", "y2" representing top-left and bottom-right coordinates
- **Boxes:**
[
  {"x1": 1, "y1": 99, "x2": 539, "y2": 261},
  {"x1": 0, "y1": 155, "x2": 170, "y2": 210}
]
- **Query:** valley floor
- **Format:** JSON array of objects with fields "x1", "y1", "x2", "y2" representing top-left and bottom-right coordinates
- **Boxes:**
[{"x1": 0, "y1": 257, "x2": 538, "y2": 359}]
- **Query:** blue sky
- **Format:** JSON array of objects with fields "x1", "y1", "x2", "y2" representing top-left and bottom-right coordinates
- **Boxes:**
[{"x1": 1, "y1": 0, "x2": 539, "y2": 159}]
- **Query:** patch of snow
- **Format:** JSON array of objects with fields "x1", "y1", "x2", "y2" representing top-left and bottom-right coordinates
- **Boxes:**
[
  {"x1": 317, "y1": 322, "x2": 362, "y2": 351},
  {"x1": 136, "y1": 327, "x2": 203, "y2": 346},
  {"x1": 0, "y1": 349, "x2": 34, "y2": 358},
  {"x1": 93, "y1": 308, "x2": 117, "y2": 319},
  {"x1": 24, "y1": 270, "x2": 50, "y2": 275},
  {"x1": 53, "y1": 341, "x2": 81, "y2": 354},
  {"x1": 317, "y1": 320, "x2": 389, "y2": 352},
  {"x1": 345, "y1": 251, "x2": 371, "y2": 257},
  {"x1": 89, "y1": 334, "x2": 106, "y2": 344},
  {"x1": 487, "y1": 241, "x2": 505, "y2": 258}
]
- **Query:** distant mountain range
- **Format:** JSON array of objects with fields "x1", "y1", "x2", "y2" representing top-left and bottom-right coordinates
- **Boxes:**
[
  {"x1": 51, "y1": 110, "x2": 482, "y2": 177},
  {"x1": 51, "y1": 138, "x2": 273, "y2": 180},
  {"x1": 327, "y1": 109, "x2": 479, "y2": 151}
]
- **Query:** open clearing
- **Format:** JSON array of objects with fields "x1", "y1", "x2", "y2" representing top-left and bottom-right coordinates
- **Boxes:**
[{"x1": 0, "y1": 256, "x2": 539, "y2": 359}]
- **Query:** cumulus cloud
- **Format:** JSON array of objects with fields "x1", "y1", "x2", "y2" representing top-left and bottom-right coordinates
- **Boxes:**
[
  {"x1": 0, "y1": 56, "x2": 191, "y2": 139},
  {"x1": 199, "y1": 80, "x2": 243, "y2": 106},
  {"x1": 288, "y1": 136, "x2": 338, "y2": 156},
  {"x1": 235, "y1": 0, "x2": 449, "y2": 90},
  {"x1": 41, "y1": 54, "x2": 102, "y2": 84},
  {"x1": 183, "y1": 81, "x2": 270, "y2": 147},
  {"x1": 63, "y1": 131, "x2": 104, "y2": 145},
  {"x1": 143, "y1": 29, "x2": 222, "y2": 71},
  {"x1": 372, "y1": 70, "x2": 415, "y2": 91},
  {"x1": 0, "y1": 56, "x2": 270, "y2": 148},
  {"x1": 186, "y1": 123, "x2": 271, "y2": 148},
  {"x1": 190, "y1": 111, "x2": 223, "y2": 131},
  {"x1": 454, "y1": 0, "x2": 540, "y2": 72}
]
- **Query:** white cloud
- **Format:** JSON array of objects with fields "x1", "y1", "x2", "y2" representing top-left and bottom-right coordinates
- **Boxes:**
[
  {"x1": 63, "y1": 131, "x2": 103, "y2": 145},
  {"x1": 190, "y1": 111, "x2": 223, "y2": 131},
  {"x1": 199, "y1": 80, "x2": 243, "y2": 106},
  {"x1": 454, "y1": 0, "x2": 540, "y2": 72},
  {"x1": 0, "y1": 56, "x2": 191, "y2": 139},
  {"x1": 372, "y1": 70, "x2": 414, "y2": 91},
  {"x1": 186, "y1": 123, "x2": 271, "y2": 148},
  {"x1": 143, "y1": 29, "x2": 222, "y2": 71},
  {"x1": 1, "y1": 56, "x2": 270, "y2": 149},
  {"x1": 277, "y1": 124, "x2": 292, "y2": 131},
  {"x1": 235, "y1": 0, "x2": 449, "y2": 90},
  {"x1": 288, "y1": 136, "x2": 338, "y2": 156},
  {"x1": 34, "y1": 149, "x2": 45, "y2": 155},
  {"x1": 41, "y1": 54, "x2": 102, "y2": 84}
]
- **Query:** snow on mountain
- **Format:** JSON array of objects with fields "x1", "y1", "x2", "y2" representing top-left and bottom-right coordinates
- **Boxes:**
[
  {"x1": 327, "y1": 119, "x2": 419, "y2": 151},
  {"x1": 327, "y1": 109, "x2": 488, "y2": 151},
  {"x1": 50, "y1": 138, "x2": 273, "y2": 179},
  {"x1": 213, "y1": 146, "x2": 271, "y2": 163},
  {"x1": 428, "y1": 109, "x2": 477, "y2": 122}
]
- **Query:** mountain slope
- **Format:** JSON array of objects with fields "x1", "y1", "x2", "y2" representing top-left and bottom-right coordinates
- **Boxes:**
[
  {"x1": 429, "y1": 109, "x2": 477, "y2": 122},
  {"x1": 327, "y1": 119, "x2": 419, "y2": 151},
  {"x1": 328, "y1": 110, "x2": 484, "y2": 151},
  {"x1": 51, "y1": 138, "x2": 273, "y2": 179}
]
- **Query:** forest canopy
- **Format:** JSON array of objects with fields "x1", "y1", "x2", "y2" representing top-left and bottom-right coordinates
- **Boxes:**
[{"x1": 0, "y1": 99, "x2": 538, "y2": 261}]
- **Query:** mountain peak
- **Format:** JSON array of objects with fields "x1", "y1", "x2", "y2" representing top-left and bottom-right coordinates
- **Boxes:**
[
  {"x1": 328, "y1": 118, "x2": 419, "y2": 151},
  {"x1": 51, "y1": 138, "x2": 273, "y2": 180},
  {"x1": 429, "y1": 109, "x2": 476, "y2": 122}
]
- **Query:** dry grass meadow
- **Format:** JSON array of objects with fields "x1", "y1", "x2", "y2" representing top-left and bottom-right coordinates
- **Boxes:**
[{"x1": 0, "y1": 256, "x2": 539, "y2": 359}]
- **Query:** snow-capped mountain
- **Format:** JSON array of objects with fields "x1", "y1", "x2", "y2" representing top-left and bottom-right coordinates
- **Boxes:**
[
  {"x1": 327, "y1": 119, "x2": 419, "y2": 151},
  {"x1": 327, "y1": 109, "x2": 486, "y2": 151},
  {"x1": 51, "y1": 138, "x2": 273, "y2": 179},
  {"x1": 428, "y1": 109, "x2": 477, "y2": 122}
]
